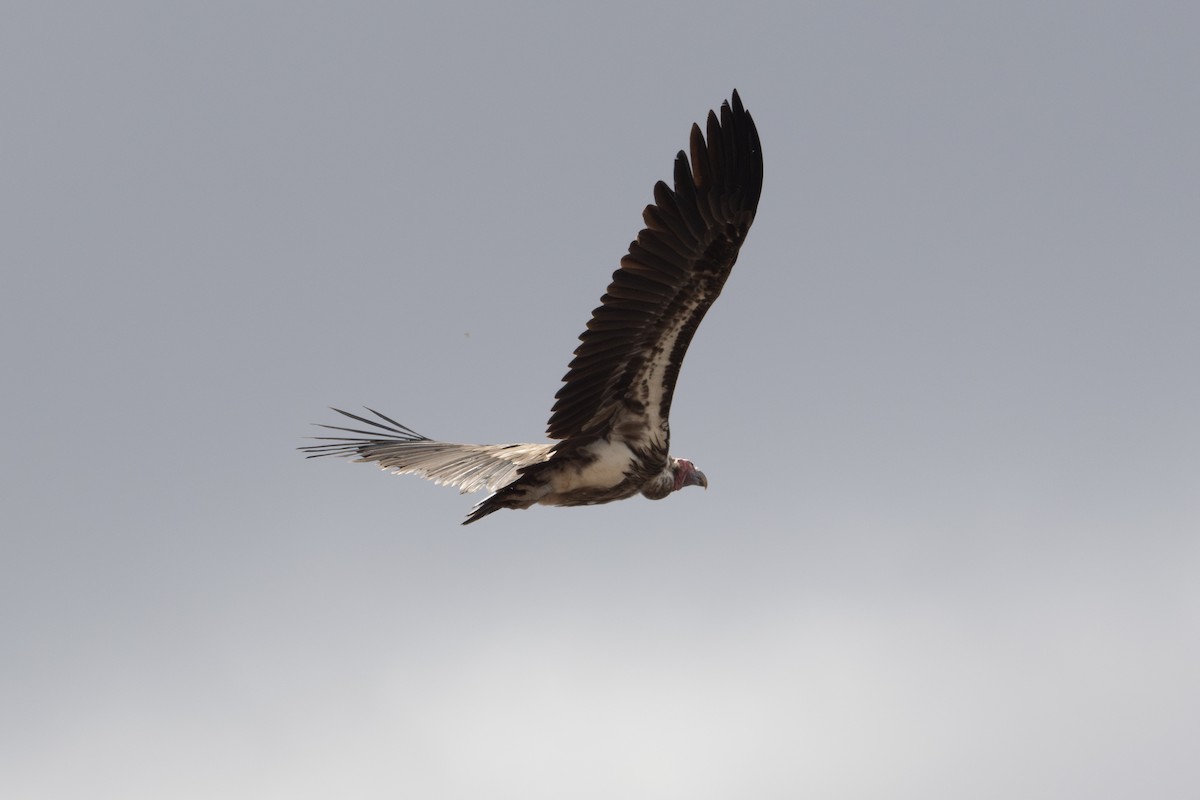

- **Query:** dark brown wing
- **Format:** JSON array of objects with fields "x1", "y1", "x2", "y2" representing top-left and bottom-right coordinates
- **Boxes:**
[{"x1": 545, "y1": 90, "x2": 763, "y2": 453}]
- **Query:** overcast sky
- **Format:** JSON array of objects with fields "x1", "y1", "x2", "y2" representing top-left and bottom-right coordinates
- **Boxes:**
[{"x1": 2, "y1": 2, "x2": 1198, "y2": 798}]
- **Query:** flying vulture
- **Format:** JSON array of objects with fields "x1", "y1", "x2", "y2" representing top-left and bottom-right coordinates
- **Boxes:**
[{"x1": 302, "y1": 90, "x2": 763, "y2": 524}]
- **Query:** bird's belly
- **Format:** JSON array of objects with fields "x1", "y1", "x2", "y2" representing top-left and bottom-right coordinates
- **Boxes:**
[
  {"x1": 547, "y1": 439, "x2": 636, "y2": 495},
  {"x1": 559, "y1": 440, "x2": 634, "y2": 491}
]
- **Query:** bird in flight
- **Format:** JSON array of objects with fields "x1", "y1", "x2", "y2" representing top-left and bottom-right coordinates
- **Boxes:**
[{"x1": 302, "y1": 91, "x2": 763, "y2": 524}]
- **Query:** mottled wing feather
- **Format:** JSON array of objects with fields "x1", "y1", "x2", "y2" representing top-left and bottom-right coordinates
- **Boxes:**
[
  {"x1": 545, "y1": 90, "x2": 763, "y2": 452},
  {"x1": 301, "y1": 408, "x2": 553, "y2": 494}
]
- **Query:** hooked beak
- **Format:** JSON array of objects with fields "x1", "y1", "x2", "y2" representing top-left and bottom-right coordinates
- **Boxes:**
[{"x1": 673, "y1": 459, "x2": 707, "y2": 492}]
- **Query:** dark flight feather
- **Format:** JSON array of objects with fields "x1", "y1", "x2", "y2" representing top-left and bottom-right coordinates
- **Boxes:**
[{"x1": 545, "y1": 90, "x2": 762, "y2": 454}]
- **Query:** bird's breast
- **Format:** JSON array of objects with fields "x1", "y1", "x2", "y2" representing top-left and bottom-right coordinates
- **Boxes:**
[{"x1": 549, "y1": 439, "x2": 638, "y2": 493}]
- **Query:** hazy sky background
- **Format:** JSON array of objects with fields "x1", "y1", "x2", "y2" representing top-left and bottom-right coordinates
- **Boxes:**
[{"x1": 3, "y1": 2, "x2": 1198, "y2": 798}]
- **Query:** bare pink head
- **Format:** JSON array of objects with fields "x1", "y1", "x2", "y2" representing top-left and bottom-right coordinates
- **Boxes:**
[{"x1": 671, "y1": 458, "x2": 708, "y2": 492}]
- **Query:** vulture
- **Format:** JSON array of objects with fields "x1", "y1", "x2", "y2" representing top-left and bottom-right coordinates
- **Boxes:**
[{"x1": 302, "y1": 90, "x2": 763, "y2": 524}]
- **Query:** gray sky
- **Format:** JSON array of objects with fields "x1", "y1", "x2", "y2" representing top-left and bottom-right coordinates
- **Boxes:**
[{"x1": 3, "y1": 2, "x2": 1198, "y2": 798}]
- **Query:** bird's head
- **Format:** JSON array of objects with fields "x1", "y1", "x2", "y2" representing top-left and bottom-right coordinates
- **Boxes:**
[{"x1": 671, "y1": 458, "x2": 708, "y2": 492}]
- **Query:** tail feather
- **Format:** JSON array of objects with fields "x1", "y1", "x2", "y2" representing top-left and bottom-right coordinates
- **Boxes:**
[{"x1": 462, "y1": 473, "x2": 551, "y2": 525}]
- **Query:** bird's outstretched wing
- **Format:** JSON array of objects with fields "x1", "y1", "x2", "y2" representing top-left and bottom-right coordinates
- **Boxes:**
[
  {"x1": 301, "y1": 408, "x2": 552, "y2": 494},
  {"x1": 546, "y1": 90, "x2": 763, "y2": 459}
]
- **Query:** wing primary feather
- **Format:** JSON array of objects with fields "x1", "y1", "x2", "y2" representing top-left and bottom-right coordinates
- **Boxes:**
[
  {"x1": 545, "y1": 90, "x2": 762, "y2": 445},
  {"x1": 321, "y1": 407, "x2": 430, "y2": 439},
  {"x1": 361, "y1": 406, "x2": 427, "y2": 438},
  {"x1": 301, "y1": 408, "x2": 553, "y2": 494}
]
